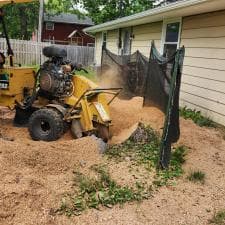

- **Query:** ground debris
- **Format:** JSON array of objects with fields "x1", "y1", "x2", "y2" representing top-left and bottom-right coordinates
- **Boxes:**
[
  {"x1": 0, "y1": 98, "x2": 224, "y2": 225},
  {"x1": 129, "y1": 122, "x2": 153, "y2": 143},
  {"x1": 0, "y1": 131, "x2": 14, "y2": 142},
  {"x1": 91, "y1": 135, "x2": 108, "y2": 154}
]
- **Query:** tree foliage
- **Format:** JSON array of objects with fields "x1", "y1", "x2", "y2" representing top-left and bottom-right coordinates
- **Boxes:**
[
  {"x1": 1, "y1": 2, "x2": 39, "y2": 40},
  {"x1": 45, "y1": 0, "x2": 154, "y2": 24},
  {"x1": 0, "y1": 0, "x2": 154, "y2": 40}
]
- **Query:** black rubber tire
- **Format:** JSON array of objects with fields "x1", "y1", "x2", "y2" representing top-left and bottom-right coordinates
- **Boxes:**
[{"x1": 28, "y1": 108, "x2": 64, "y2": 141}]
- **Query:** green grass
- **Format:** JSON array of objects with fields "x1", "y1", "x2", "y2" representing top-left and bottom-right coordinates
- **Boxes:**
[
  {"x1": 106, "y1": 124, "x2": 187, "y2": 186},
  {"x1": 153, "y1": 146, "x2": 187, "y2": 186},
  {"x1": 57, "y1": 165, "x2": 152, "y2": 216},
  {"x1": 209, "y1": 210, "x2": 225, "y2": 225},
  {"x1": 180, "y1": 107, "x2": 225, "y2": 140},
  {"x1": 180, "y1": 107, "x2": 216, "y2": 127},
  {"x1": 57, "y1": 125, "x2": 187, "y2": 216},
  {"x1": 75, "y1": 68, "x2": 97, "y2": 81},
  {"x1": 105, "y1": 125, "x2": 160, "y2": 167},
  {"x1": 187, "y1": 170, "x2": 205, "y2": 184}
]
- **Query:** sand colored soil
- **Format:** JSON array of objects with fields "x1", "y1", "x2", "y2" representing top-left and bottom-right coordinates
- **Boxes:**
[{"x1": 0, "y1": 97, "x2": 225, "y2": 225}]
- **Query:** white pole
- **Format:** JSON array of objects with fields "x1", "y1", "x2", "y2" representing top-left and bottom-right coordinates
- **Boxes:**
[
  {"x1": 38, "y1": 0, "x2": 44, "y2": 43},
  {"x1": 38, "y1": 0, "x2": 44, "y2": 64}
]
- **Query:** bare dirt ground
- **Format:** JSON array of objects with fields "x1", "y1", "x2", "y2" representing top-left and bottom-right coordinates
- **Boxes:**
[{"x1": 0, "y1": 97, "x2": 225, "y2": 225}]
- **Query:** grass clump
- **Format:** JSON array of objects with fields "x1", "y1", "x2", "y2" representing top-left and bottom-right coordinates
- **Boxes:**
[
  {"x1": 58, "y1": 125, "x2": 187, "y2": 216},
  {"x1": 209, "y1": 210, "x2": 225, "y2": 225},
  {"x1": 153, "y1": 145, "x2": 187, "y2": 186},
  {"x1": 57, "y1": 165, "x2": 151, "y2": 216},
  {"x1": 187, "y1": 170, "x2": 205, "y2": 184},
  {"x1": 106, "y1": 124, "x2": 187, "y2": 186},
  {"x1": 106, "y1": 125, "x2": 160, "y2": 167},
  {"x1": 180, "y1": 107, "x2": 216, "y2": 127}
]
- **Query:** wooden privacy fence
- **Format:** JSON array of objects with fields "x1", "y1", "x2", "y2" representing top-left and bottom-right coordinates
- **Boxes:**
[{"x1": 0, "y1": 38, "x2": 95, "y2": 66}]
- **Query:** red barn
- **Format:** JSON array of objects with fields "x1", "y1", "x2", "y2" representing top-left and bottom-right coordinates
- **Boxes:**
[{"x1": 42, "y1": 13, "x2": 95, "y2": 46}]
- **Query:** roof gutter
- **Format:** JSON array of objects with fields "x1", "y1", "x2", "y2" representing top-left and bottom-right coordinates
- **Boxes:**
[{"x1": 84, "y1": 0, "x2": 208, "y2": 33}]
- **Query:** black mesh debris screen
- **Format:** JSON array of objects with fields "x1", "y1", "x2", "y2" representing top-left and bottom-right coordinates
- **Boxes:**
[{"x1": 101, "y1": 42, "x2": 185, "y2": 168}]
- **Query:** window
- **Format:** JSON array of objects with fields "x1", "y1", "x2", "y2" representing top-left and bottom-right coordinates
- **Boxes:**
[
  {"x1": 46, "y1": 22, "x2": 54, "y2": 31},
  {"x1": 102, "y1": 32, "x2": 107, "y2": 48},
  {"x1": 161, "y1": 19, "x2": 181, "y2": 58}
]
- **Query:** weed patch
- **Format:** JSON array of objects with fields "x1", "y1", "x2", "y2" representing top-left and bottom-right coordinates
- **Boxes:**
[
  {"x1": 180, "y1": 107, "x2": 216, "y2": 127},
  {"x1": 153, "y1": 146, "x2": 187, "y2": 186},
  {"x1": 57, "y1": 165, "x2": 152, "y2": 216},
  {"x1": 187, "y1": 170, "x2": 205, "y2": 184},
  {"x1": 58, "y1": 125, "x2": 187, "y2": 216},
  {"x1": 209, "y1": 210, "x2": 225, "y2": 225},
  {"x1": 106, "y1": 125, "x2": 160, "y2": 167},
  {"x1": 106, "y1": 125, "x2": 187, "y2": 186}
]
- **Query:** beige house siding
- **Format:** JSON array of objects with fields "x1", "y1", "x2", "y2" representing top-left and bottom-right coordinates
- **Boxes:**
[
  {"x1": 93, "y1": 9, "x2": 225, "y2": 126},
  {"x1": 94, "y1": 30, "x2": 118, "y2": 65},
  {"x1": 94, "y1": 22, "x2": 162, "y2": 62},
  {"x1": 180, "y1": 10, "x2": 225, "y2": 125},
  {"x1": 107, "y1": 29, "x2": 119, "y2": 54},
  {"x1": 131, "y1": 21, "x2": 162, "y2": 57},
  {"x1": 95, "y1": 32, "x2": 103, "y2": 65},
  {"x1": 106, "y1": 23, "x2": 163, "y2": 57}
]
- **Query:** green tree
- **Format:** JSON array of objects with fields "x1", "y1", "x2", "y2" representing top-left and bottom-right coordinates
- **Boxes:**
[
  {"x1": 0, "y1": 0, "x2": 155, "y2": 40},
  {"x1": 1, "y1": 2, "x2": 39, "y2": 40},
  {"x1": 45, "y1": 0, "x2": 154, "y2": 24}
]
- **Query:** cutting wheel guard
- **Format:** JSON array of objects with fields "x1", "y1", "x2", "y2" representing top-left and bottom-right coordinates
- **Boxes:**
[{"x1": 64, "y1": 87, "x2": 122, "y2": 120}]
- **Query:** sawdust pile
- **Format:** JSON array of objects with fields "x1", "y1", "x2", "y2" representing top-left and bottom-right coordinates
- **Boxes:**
[
  {"x1": 109, "y1": 97, "x2": 165, "y2": 143},
  {"x1": 0, "y1": 97, "x2": 164, "y2": 142},
  {"x1": 0, "y1": 114, "x2": 102, "y2": 225},
  {"x1": 1, "y1": 96, "x2": 225, "y2": 225},
  {"x1": 0, "y1": 98, "x2": 165, "y2": 224}
]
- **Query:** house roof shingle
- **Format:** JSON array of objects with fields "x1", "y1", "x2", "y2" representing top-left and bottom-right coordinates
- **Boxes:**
[{"x1": 44, "y1": 13, "x2": 94, "y2": 26}]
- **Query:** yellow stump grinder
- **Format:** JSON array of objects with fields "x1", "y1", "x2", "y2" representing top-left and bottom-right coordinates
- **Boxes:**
[{"x1": 0, "y1": 0, "x2": 121, "y2": 142}]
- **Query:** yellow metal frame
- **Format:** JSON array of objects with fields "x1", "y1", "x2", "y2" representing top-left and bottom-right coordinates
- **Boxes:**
[
  {"x1": 0, "y1": 67, "x2": 35, "y2": 109},
  {"x1": 0, "y1": 0, "x2": 38, "y2": 109},
  {"x1": 63, "y1": 75, "x2": 121, "y2": 133}
]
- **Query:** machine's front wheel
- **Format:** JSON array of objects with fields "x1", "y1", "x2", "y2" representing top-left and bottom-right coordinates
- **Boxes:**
[{"x1": 28, "y1": 108, "x2": 64, "y2": 141}]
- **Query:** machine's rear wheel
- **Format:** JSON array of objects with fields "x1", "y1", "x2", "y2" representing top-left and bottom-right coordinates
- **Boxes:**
[{"x1": 28, "y1": 108, "x2": 64, "y2": 141}]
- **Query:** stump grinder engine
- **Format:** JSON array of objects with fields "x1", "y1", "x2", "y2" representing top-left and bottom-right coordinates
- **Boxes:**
[{"x1": 0, "y1": 1, "x2": 121, "y2": 142}]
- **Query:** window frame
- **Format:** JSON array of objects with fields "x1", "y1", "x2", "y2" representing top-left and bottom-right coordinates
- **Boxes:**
[
  {"x1": 46, "y1": 22, "x2": 54, "y2": 31},
  {"x1": 160, "y1": 18, "x2": 182, "y2": 55}
]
